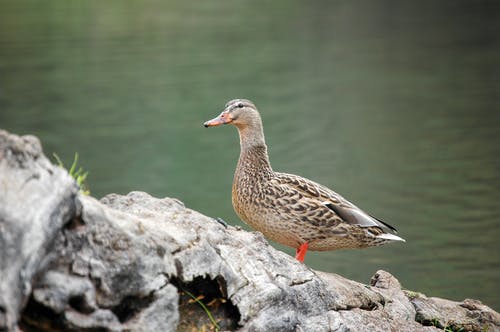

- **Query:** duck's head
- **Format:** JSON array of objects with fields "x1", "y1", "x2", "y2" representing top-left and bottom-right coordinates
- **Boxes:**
[{"x1": 204, "y1": 99, "x2": 261, "y2": 129}]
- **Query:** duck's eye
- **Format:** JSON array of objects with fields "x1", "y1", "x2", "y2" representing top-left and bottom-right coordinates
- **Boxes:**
[{"x1": 237, "y1": 103, "x2": 244, "y2": 108}]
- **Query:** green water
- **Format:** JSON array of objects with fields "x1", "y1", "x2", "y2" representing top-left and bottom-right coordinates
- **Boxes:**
[{"x1": 1, "y1": 1, "x2": 499, "y2": 310}]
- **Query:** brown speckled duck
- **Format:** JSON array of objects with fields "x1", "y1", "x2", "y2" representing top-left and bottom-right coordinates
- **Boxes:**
[{"x1": 204, "y1": 99, "x2": 405, "y2": 262}]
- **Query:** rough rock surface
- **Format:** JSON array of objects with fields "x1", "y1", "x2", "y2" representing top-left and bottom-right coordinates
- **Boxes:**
[
  {"x1": 1, "y1": 129, "x2": 499, "y2": 332},
  {"x1": 0, "y1": 130, "x2": 78, "y2": 330}
]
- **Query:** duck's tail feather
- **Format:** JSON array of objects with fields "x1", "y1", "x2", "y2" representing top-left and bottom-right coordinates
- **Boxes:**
[{"x1": 376, "y1": 233, "x2": 406, "y2": 242}]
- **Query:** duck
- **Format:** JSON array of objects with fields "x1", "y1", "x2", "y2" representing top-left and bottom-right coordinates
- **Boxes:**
[{"x1": 204, "y1": 99, "x2": 405, "y2": 262}]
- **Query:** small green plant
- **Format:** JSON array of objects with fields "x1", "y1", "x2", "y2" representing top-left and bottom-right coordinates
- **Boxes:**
[
  {"x1": 443, "y1": 323, "x2": 464, "y2": 332},
  {"x1": 404, "y1": 290, "x2": 422, "y2": 300},
  {"x1": 180, "y1": 286, "x2": 220, "y2": 331},
  {"x1": 429, "y1": 318, "x2": 442, "y2": 328},
  {"x1": 53, "y1": 152, "x2": 90, "y2": 195},
  {"x1": 444, "y1": 324, "x2": 464, "y2": 332}
]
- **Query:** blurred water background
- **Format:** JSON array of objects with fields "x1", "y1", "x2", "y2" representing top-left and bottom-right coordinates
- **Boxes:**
[{"x1": 1, "y1": 0, "x2": 499, "y2": 310}]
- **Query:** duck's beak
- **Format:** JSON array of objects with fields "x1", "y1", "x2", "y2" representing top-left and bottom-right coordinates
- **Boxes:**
[{"x1": 203, "y1": 111, "x2": 232, "y2": 127}]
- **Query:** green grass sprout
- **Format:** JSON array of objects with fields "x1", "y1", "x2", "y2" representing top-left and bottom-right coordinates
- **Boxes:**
[
  {"x1": 53, "y1": 152, "x2": 90, "y2": 195},
  {"x1": 180, "y1": 286, "x2": 220, "y2": 331}
]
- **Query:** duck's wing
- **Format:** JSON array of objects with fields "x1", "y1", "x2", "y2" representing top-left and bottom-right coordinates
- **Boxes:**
[{"x1": 272, "y1": 172, "x2": 399, "y2": 235}]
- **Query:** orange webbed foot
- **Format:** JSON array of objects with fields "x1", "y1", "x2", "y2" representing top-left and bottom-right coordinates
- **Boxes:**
[{"x1": 295, "y1": 242, "x2": 309, "y2": 262}]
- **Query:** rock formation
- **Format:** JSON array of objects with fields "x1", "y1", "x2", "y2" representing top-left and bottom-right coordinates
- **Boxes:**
[{"x1": 0, "y1": 129, "x2": 498, "y2": 332}]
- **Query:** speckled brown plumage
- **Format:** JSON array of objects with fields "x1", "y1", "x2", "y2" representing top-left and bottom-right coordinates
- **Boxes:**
[{"x1": 204, "y1": 99, "x2": 405, "y2": 260}]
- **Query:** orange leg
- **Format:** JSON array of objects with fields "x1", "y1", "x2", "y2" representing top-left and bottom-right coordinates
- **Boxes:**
[{"x1": 295, "y1": 242, "x2": 309, "y2": 262}]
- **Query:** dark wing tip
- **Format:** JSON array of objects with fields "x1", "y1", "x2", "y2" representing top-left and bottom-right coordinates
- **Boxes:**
[
  {"x1": 370, "y1": 214, "x2": 398, "y2": 233},
  {"x1": 324, "y1": 201, "x2": 399, "y2": 233}
]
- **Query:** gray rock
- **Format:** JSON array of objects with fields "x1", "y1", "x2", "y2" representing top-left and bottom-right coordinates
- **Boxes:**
[
  {"x1": 125, "y1": 284, "x2": 179, "y2": 332},
  {"x1": 411, "y1": 296, "x2": 500, "y2": 332},
  {"x1": 1, "y1": 129, "x2": 498, "y2": 332},
  {"x1": 32, "y1": 271, "x2": 97, "y2": 314},
  {"x1": 0, "y1": 130, "x2": 78, "y2": 331}
]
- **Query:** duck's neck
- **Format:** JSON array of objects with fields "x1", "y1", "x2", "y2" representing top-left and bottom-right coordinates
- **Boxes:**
[{"x1": 235, "y1": 124, "x2": 273, "y2": 179}]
